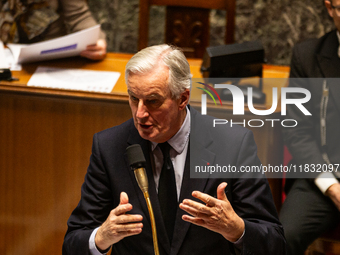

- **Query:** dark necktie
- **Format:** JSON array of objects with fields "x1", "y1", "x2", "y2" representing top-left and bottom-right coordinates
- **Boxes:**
[{"x1": 158, "y1": 142, "x2": 178, "y2": 243}]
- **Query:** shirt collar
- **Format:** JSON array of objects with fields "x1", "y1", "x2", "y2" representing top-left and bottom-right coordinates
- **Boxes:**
[{"x1": 151, "y1": 106, "x2": 190, "y2": 154}]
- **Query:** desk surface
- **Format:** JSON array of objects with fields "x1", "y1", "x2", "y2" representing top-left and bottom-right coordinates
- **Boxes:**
[{"x1": 0, "y1": 52, "x2": 290, "y2": 107}]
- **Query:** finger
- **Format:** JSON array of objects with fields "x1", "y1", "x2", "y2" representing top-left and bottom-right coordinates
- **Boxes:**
[
  {"x1": 217, "y1": 182, "x2": 228, "y2": 201},
  {"x1": 179, "y1": 200, "x2": 212, "y2": 218},
  {"x1": 182, "y1": 214, "x2": 205, "y2": 226},
  {"x1": 181, "y1": 199, "x2": 213, "y2": 214},
  {"x1": 115, "y1": 214, "x2": 143, "y2": 224},
  {"x1": 96, "y1": 39, "x2": 107, "y2": 49},
  {"x1": 116, "y1": 228, "x2": 143, "y2": 238},
  {"x1": 80, "y1": 50, "x2": 105, "y2": 60},
  {"x1": 112, "y1": 203, "x2": 133, "y2": 216},
  {"x1": 113, "y1": 222, "x2": 144, "y2": 232},
  {"x1": 85, "y1": 45, "x2": 102, "y2": 51},
  {"x1": 192, "y1": 191, "x2": 216, "y2": 207},
  {"x1": 120, "y1": 192, "x2": 129, "y2": 205},
  {"x1": 106, "y1": 227, "x2": 143, "y2": 242}
]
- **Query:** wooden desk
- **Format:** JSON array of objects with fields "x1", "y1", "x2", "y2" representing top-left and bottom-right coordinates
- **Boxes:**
[{"x1": 0, "y1": 53, "x2": 289, "y2": 255}]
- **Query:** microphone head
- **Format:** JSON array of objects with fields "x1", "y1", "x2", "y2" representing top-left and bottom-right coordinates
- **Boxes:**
[{"x1": 125, "y1": 144, "x2": 146, "y2": 169}]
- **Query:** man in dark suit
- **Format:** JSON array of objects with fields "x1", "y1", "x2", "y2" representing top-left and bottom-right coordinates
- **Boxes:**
[
  {"x1": 62, "y1": 44, "x2": 285, "y2": 255},
  {"x1": 280, "y1": 1, "x2": 340, "y2": 254}
]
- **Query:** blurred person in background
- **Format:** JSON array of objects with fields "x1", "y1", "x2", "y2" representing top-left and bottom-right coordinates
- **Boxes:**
[
  {"x1": 0, "y1": 0, "x2": 106, "y2": 60},
  {"x1": 280, "y1": 0, "x2": 340, "y2": 254}
]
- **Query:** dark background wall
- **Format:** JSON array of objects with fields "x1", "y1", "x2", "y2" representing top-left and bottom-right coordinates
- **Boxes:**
[{"x1": 88, "y1": 0, "x2": 335, "y2": 65}]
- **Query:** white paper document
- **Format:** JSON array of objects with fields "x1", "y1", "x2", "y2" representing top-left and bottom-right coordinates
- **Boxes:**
[
  {"x1": 0, "y1": 41, "x2": 8, "y2": 68},
  {"x1": 1, "y1": 44, "x2": 23, "y2": 70},
  {"x1": 27, "y1": 66, "x2": 120, "y2": 93},
  {"x1": 7, "y1": 25, "x2": 100, "y2": 64}
]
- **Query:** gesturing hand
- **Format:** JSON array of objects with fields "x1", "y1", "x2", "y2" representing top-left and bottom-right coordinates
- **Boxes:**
[
  {"x1": 179, "y1": 182, "x2": 245, "y2": 242},
  {"x1": 95, "y1": 192, "x2": 143, "y2": 251}
]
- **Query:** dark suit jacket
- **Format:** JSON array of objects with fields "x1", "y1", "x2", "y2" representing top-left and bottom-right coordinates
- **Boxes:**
[
  {"x1": 283, "y1": 30, "x2": 340, "y2": 181},
  {"x1": 63, "y1": 107, "x2": 285, "y2": 255}
]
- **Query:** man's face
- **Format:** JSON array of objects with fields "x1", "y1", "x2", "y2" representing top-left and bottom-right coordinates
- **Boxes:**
[
  {"x1": 325, "y1": 0, "x2": 340, "y2": 32},
  {"x1": 127, "y1": 65, "x2": 189, "y2": 143}
]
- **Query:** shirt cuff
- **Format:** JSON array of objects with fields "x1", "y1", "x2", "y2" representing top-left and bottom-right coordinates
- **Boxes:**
[
  {"x1": 231, "y1": 229, "x2": 245, "y2": 254},
  {"x1": 314, "y1": 172, "x2": 339, "y2": 194},
  {"x1": 89, "y1": 227, "x2": 111, "y2": 255}
]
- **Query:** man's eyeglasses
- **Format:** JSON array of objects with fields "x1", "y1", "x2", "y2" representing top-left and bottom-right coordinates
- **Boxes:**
[{"x1": 330, "y1": 1, "x2": 340, "y2": 16}]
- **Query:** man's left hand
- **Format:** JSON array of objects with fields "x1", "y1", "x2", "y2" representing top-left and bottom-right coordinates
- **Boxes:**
[{"x1": 179, "y1": 182, "x2": 245, "y2": 242}]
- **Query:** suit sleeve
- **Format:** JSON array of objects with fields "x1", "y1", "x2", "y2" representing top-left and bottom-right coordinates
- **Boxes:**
[
  {"x1": 231, "y1": 130, "x2": 286, "y2": 255},
  {"x1": 62, "y1": 133, "x2": 114, "y2": 255}
]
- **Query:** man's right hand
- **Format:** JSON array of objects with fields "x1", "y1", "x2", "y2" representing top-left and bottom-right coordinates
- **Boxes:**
[{"x1": 95, "y1": 192, "x2": 143, "y2": 251}]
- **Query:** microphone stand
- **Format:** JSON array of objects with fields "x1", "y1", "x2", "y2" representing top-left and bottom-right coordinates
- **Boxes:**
[{"x1": 134, "y1": 167, "x2": 160, "y2": 255}]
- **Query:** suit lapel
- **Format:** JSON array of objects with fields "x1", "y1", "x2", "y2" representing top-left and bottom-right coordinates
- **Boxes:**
[
  {"x1": 328, "y1": 78, "x2": 340, "y2": 115},
  {"x1": 125, "y1": 125, "x2": 150, "y2": 222},
  {"x1": 315, "y1": 30, "x2": 340, "y2": 78},
  {"x1": 126, "y1": 125, "x2": 171, "y2": 254},
  {"x1": 315, "y1": 30, "x2": 340, "y2": 119},
  {"x1": 316, "y1": 55, "x2": 340, "y2": 113}
]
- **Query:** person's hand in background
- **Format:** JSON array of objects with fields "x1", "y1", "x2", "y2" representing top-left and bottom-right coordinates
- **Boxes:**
[{"x1": 80, "y1": 38, "x2": 107, "y2": 60}]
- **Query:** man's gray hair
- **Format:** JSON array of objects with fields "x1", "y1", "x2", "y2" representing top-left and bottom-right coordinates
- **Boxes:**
[{"x1": 125, "y1": 44, "x2": 191, "y2": 99}]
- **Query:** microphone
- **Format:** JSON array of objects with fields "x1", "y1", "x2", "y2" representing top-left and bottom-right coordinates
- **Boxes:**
[
  {"x1": 125, "y1": 144, "x2": 159, "y2": 255},
  {"x1": 126, "y1": 144, "x2": 149, "y2": 194}
]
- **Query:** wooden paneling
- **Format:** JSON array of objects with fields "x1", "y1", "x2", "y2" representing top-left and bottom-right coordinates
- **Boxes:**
[{"x1": 0, "y1": 91, "x2": 131, "y2": 255}]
